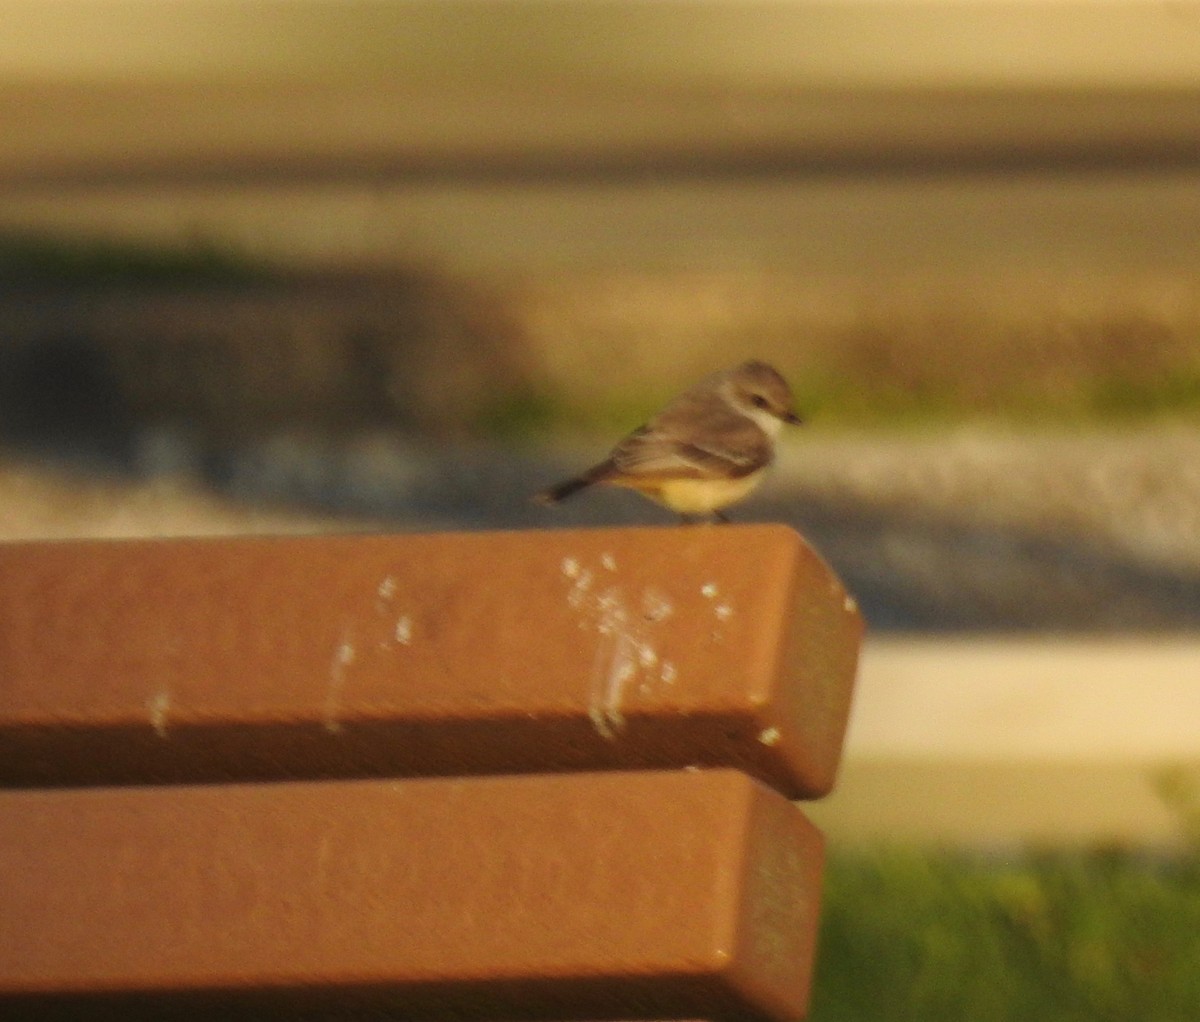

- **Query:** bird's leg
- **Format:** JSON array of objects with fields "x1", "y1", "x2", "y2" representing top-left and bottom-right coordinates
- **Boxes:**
[
  {"x1": 677, "y1": 512, "x2": 698, "y2": 526},
  {"x1": 713, "y1": 510, "x2": 732, "y2": 524}
]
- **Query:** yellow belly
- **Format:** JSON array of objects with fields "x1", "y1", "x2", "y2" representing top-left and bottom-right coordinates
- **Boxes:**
[{"x1": 616, "y1": 470, "x2": 766, "y2": 513}]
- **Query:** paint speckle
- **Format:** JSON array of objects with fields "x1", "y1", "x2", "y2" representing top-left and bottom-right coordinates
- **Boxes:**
[
  {"x1": 714, "y1": 603, "x2": 733, "y2": 621},
  {"x1": 394, "y1": 616, "x2": 413, "y2": 645},
  {"x1": 701, "y1": 583, "x2": 718, "y2": 599},
  {"x1": 638, "y1": 645, "x2": 658, "y2": 668},
  {"x1": 601, "y1": 552, "x2": 617, "y2": 572},
  {"x1": 758, "y1": 726, "x2": 782, "y2": 747},
  {"x1": 561, "y1": 557, "x2": 580, "y2": 578},
  {"x1": 147, "y1": 691, "x2": 171, "y2": 739},
  {"x1": 660, "y1": 661, "x2": 677, "y2": 684},
  {"x1": 378, "y1": 576, "x2": 397, "y2": 600}
]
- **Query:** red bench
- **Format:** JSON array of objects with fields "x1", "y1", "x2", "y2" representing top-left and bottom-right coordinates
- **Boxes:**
[{"x1": 0, "y1": 524, "x2": 861, "y2": 1021}]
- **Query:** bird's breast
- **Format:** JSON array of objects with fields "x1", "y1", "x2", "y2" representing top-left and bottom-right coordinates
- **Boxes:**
[{"x1": 638, "y1": 470, "x2": 767, "y2": 513}]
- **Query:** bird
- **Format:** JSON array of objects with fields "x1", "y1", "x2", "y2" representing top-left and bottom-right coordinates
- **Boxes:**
[{"x1": 533, "y1": 360, "x2": 803, "y2": 522}]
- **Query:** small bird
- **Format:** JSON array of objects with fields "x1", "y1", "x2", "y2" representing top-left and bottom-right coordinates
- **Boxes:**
[{"x1": 534, "y1": 360, "x2": 803, "y2": 522}]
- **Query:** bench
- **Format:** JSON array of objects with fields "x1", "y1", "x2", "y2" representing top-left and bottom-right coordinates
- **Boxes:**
[{"x1": 0, "y1": 523, "x2": 861, "y2": 1020}]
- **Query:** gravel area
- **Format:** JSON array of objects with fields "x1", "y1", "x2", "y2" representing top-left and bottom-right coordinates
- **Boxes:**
[
  {"x1": 764, "y1": 425, "x2": 1200, "y2": 631},
  {"x1": 0, "y1": 461, "x2": 352, "y2": 541},
  {"x1": 774, "y1": 423, "x2": 1200, "y2": 575}
]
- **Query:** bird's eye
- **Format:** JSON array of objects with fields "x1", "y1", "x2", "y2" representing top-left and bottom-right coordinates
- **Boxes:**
[{"x1": 750, "y1": 394, "x2": 770, "y2": 409}]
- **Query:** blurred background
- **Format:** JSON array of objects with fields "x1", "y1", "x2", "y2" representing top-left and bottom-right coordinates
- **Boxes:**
[{"x1": 3, "y1": 0, "x2": 1200, "y2": 1014}]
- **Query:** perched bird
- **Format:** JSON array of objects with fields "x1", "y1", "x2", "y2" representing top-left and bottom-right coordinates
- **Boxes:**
[{"x1": 534, "y1": 360, "x2": 803, "y2": 522}]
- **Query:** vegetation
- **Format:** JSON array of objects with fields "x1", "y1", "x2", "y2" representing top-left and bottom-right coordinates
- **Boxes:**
[
  {"x1": 6, "y1": 232, "x2": 1200, "y2": 433},
  {"x1": 813, "y1": 844, "x2": 1200, "y2": 1021},
  {"x1": 494, "y1": 270, "x2": 1200, "y2": 433},
  {"x1": 814, "y1": 776, "x2": 1200, "y2": 1020}
]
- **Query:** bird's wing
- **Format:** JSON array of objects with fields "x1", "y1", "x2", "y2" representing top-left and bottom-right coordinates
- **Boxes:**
[{"x1": 611, "y1": 411, "x2": 771, "y2": 480}]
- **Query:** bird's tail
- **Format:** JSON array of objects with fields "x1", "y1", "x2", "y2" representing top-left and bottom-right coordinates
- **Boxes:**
[{"x1": 532, "y1": 462, "x2": 613, "y2": 505}]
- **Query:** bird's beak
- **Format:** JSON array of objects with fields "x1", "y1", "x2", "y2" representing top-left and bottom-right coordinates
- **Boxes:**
[{"x1": 784, "y1": 410, "x2": 805, "y2": 426}]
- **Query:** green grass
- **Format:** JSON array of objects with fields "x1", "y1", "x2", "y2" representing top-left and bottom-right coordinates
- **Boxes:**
[
  {"x1": 481, "y1": 348, "x2": 1200, "y2": 441},
  {"x1": 486, "y1": 368, "x2": 1200, "y2": 442},
  {"x1": 812, "y1": 845, "x2": 1200, "y2": 1021},
  {"x1": 474, "y1": 385, "x2": 694, "y2": 441},
  {"x1": 1086, "y1": 370, "x2": 1200, "y2": 420},
  {"x1": 782, "y1": 357, "x2": 1200, "y2": 429}
]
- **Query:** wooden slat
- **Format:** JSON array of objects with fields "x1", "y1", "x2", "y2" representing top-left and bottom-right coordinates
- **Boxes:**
[
  {"x1": 0, "y1": 769, "x2": 824, "y2": 1022},
  {"x1": 0, "y1": 526, "x2": 861, "y2": 797}
]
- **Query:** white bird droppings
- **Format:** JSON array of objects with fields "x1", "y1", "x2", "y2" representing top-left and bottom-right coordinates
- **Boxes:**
[
  {"x1": 394, "y1": 616, "x2": 413, "y2": 645},
  {"x1": 567, "y1": 567, "x2": 594, "y2": 609},
  {"x1": 588, "y1": 592, "x2": 636, "y2": 739},
  {"x1": 714, "y1": 603, "x2": 733, "y2": 622},
  {"x1": 758, "y1": 726, "x2": 782, "y2": 747},
  {"x1": 324, "y1": 635, "x2": 356, "y2": 734},
  {"x1": 641, "y1": 588, "x2": 674, "y2": 623},
  {"x1": 560, "y1": 556, "x2": 680, "y2": 739},
  {"x1": 844, "y1": 594, "x2": 859, "y2": 614},
  {"x1": 701, "y1": 583, "x2": 719, "y2": 599},
  {"x1": 147, "y1": 691, "x2": 171, "y2": 740},
  {"x1": 377, "y1": 576, "x2": 397, "y2": 599}
]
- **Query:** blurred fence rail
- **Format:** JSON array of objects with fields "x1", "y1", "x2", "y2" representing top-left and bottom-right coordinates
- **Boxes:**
[
  {"x1": 2, "y1": 1, "x2": 1200, "y2": 276},
  {"x1": 5, "y1": 82, "x2": 1200, "y2": 187}
]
